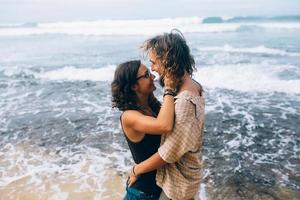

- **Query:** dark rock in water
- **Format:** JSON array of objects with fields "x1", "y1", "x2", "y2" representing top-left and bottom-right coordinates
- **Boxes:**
[
  {"x1": 203, "y1": 168, "x2": 300, "y2": 200},
  {"x1": 202, "y1": 17, "x2": 224, "y2": 23},
  {"x1": 288, "y1": 171, "x2": 300, "y2": 182},
  {"x1": 205, "y1": 183, "x2": 300, "y2": 200}
]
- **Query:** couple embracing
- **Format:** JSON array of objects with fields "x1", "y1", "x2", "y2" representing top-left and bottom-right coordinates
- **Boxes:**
[{"x1": 111, "y1": 30, "x2": 205, "y2": 200}]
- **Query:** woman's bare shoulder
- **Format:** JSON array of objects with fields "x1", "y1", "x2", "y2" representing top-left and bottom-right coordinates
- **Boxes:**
[{"x1": 121, "y1": 110, "x2": 143, "y2": 124}]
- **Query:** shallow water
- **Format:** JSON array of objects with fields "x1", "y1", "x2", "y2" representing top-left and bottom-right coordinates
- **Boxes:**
[{"x1": 1, "y1": 17, "x2": 300, "y2": 199}]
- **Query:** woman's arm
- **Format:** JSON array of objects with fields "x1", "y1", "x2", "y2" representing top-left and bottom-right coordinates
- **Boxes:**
[
  {"x1": 127, "y1": 152, "x2": 166, "y2": 187},
  {"x1": 122, "y1": 94, "x2": 174, "y2": 134}
]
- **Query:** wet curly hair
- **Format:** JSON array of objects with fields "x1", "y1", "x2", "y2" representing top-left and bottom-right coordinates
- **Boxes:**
[
  {"x1": 111, "y1": 60, "x2": 161, "y2": 114},
  {"x1": 142, "y1": 29, "x2": 196, "y2": 90}
]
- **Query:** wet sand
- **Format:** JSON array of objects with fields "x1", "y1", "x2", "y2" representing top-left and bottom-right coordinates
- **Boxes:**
[
  {"x1": 0, "y1": 170, "x2": 125, "y2": 200},
  {"x1": 1, "y1": 142, "x2": 299, "y2": 200},
  {"x1": 2, "y1": 174, "x2": 300, "y2": 200}
]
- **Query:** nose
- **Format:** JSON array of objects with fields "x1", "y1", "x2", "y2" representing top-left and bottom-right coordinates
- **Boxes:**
[
  {"x1": 151, "y1": 65, "x2": 158, "y2": 72},
  {"x1": 150, "y1": 73, "x2": 155, "y2": 80}
]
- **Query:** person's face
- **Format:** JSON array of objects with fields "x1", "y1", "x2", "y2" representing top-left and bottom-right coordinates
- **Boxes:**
[
  {"x1": 134, "y1": 64, "x2": 156, "y2": 94},
  {"x1": 149, "y1": 50, "x2": 163, "y2": 76},
  {"x1": 149, "y1": 50, "x2": 165, "y2": 87}
]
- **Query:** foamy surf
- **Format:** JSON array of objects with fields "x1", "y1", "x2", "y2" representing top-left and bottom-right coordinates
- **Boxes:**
[
  {"x1": 197, "y1": 45, "x2": 300, "y2": 57},
  {"x1": 194, "y1": 64, "x2": 300, "y2": 94},
  {"x1": 36, "y1": 65, "x2": 116, "y2": 81},
  {"x1": 0, "y1": 17, "x2": 300, "y2": 36},
  {"x1": 3, "y1": 63, "x2": 300, "y2": 94},
  {"x1": 1, "y1": 65, "x2": 116, "y2": 81},
  {"x1": 0, "y1": 141, "x2": 129, "y2": 200}
]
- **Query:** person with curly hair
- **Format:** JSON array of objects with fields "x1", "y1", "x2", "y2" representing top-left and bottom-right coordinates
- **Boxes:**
[
  {"x1": 111, "y1": 60, "x2": 177, "y2": 200},
  {"x1": 127, "y1": 30, "x2": 205, "y2": 200}
]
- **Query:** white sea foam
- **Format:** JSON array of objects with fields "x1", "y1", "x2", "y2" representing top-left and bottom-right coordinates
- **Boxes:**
[
  {"x1": 0, "y1": 17, "x2": 299, "y2": 36},
  {"x1": 226, "y1": 136, "x2": 241, "y2": 149},
  {"x1": 0, "y1": 17, "x2": 202, "y2": 36},
  {"x1": 197, "y1": 45, "x2": 300, "y2": 57},
  {"x1": 0, "y1": 141, "x2": 130, "y2": 199},
  {"x1": 3, "y1": 63, "x2": 300, "y2": 94},
  {"x1": 199, "y1": 183, "x2": 207, "y2": 200},
  {"x1": 194, "y1": 64, "x2": 300, "y2": 94},
  {"x1": 36, "y1": 65, "x2": 116, "y2": 81}
]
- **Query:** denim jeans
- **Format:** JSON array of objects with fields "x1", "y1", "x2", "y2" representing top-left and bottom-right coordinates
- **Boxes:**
[
  {"x1": 158, "y1": 190, "x2": 171, "y2": 200},
  {"x1": 158, "y1": 190, "x2": 199, "y2": 200},
  {"x1": 123, "y1": 185, "x2": 160, "y2": 200}
]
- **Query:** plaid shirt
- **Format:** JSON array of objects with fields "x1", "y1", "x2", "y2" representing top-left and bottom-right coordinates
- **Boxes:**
[{"x1": 156, "y1": 90, "x2": 205, "y2": 200}]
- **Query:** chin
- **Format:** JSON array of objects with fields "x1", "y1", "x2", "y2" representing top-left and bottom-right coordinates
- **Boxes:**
[
  {"x1": 159, "y1": 77, "x2": 165, "y2": 87},
  {"x1": 151, "y1": 85, "x2": 156, "y2": 91}
]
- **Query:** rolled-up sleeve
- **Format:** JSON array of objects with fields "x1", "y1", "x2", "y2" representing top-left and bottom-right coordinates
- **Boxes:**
[{"x1": 158, "y1": 98, "x2": 198, "y2": 163}]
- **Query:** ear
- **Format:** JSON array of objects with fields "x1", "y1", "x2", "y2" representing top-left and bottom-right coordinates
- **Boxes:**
[{"x1": 131, "y1": 83, "x2": 138, "y2": 91}]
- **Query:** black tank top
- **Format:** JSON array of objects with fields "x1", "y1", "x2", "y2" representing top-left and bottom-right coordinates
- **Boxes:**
[{"x1": 120, "y1": 113, "x2": 162, "y2": 196}]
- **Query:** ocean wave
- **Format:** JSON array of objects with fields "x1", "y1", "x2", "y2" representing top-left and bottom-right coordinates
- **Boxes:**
[
  {"x1": 194, "y1": 64, "x2": 300, "y2": 94},
  {"x1": 202, "y1": 15, "x2": 300, "y2": 23},
  {"x1": 235, "y1": 25, "x2": 265, "y2": 32},
  {"x1": 197, "y1": 45, "x2": 300, "y2": 57},
  {"x1": 2, "y1": 65, "x2": 116, "y2": 81},
  {"x1": 3, "y1": 63, "x2": 300, "y2": 94},
  {"x1": 0, "y1": 17, "x2": 201, "y2": 36},
  {"x1": 0, "y1": 17, "x2": 299, "y2": 36},
  {"x1": 0, "y1": 22, "x2": 38, "y2": 28},
  {"x1": 36, "y1": 65, "x2": 116, "y2": 81}
]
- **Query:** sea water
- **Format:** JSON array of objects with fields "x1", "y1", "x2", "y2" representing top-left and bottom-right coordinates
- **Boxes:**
[{"x1": 0, "y1": 16, "x2": 300, "y2": 200}]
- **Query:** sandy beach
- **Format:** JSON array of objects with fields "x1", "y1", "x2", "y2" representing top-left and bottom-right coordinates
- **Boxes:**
[{"x1": 0, "y1": 170, "x2": 125, "y2": 200}]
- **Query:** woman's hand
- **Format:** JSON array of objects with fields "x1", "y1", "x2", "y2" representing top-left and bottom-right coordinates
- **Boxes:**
[
  {"x1": 127, "y1": 173, "x2": 138, "y2": 187},
  {"x1": 163, "y1": 73, "x2": 177, "y2": 91},
  {"x1": 127, "y1": 166, "x2": 139, "y2": 187}
]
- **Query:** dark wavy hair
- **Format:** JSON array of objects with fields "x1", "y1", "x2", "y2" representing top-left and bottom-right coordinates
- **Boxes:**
[
  {"x1": 111, "y1": 60, "x2": 161, "y2": 114},
  {"x1": 142, "y1": 29, "x2": 196, "y2": 90}
]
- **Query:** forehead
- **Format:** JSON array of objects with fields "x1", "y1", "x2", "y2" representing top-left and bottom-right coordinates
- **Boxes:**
[
  {"x1": 149, "y1": 49, "x2": 157, "y2": 60},
  {"x1": 138, "y1": 64, "x2": 147, "y2": 73}
]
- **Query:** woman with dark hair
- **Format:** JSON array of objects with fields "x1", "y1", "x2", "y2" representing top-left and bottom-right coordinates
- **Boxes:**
[{"x1": 111, "y1": 60, "x2": 176, "y2": 200}]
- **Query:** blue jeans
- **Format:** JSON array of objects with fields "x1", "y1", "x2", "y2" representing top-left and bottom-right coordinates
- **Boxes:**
[{"x1": 123, "y1": 185, "x2": 160, "y2": 200}]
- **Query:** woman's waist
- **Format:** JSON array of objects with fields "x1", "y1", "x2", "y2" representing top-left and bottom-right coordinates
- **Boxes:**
[{"x1": 131, "y1": 171, "x2": 161, "y2": 195}]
